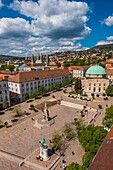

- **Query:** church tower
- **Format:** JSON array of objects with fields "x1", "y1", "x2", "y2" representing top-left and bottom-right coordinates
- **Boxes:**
[
  {"x1": 46, "y1": 54, "x2": 49, "y2": 64},
  {"x1": 40, "y1": 53, "x2": 43, "y2": 63},
  {"x1": 31, "y1": 53, "x2": 35, "y2": 66},
  {"x1": 37, "y1": 55, "x2": 40, "y2": 60}
]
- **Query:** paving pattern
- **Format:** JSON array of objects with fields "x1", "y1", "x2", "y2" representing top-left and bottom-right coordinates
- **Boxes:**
[{"x1": 0, "y1": 87, "x2": 112, "y2": 170}]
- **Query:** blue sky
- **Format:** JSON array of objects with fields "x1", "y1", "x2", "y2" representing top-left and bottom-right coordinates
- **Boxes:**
[{"x1": 0, "y1": 0, "x2": 113, "y2": 57}]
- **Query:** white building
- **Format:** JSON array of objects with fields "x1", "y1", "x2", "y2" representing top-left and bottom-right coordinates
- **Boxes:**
[
  {"x1": 8, "y1": 69, "x2": 72, "y2": 102},
  {"x1": 0, "y1": 76, "x2": 10, "y2": 109},
  {"x1": 82, "y1": 65, "x2": 109, "y2": 97},
  {"x1": 72, "y1": 66, "x2": 89, "y2": 78}
]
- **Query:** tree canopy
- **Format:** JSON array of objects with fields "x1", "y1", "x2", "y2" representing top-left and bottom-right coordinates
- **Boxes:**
[
  {"x1": 66, "y1": 162, "x2": 87, "y2": 170},
  {"x1": 105, "y1": 86, "x2": 113, "y2": 96},
  {"x1": 103, "y1": 105, "x2": 113, "y2": 128},
  {"x1": 77, "y1": 125, "x2": 107, "y2": 168},
  {"x1": 74, "y1": 78, "x2": 82, "y2": 94}
]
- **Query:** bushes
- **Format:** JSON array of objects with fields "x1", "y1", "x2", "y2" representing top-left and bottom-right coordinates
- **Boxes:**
[
  {"x1": 77, "y1": 125, "x2": 107, "y2": 168},
  {"x1": 103, "y1": 105, "x2": 113, "y2": 128},
  {"x1": 82, "y1": 152, "x2": 94, "y2": 168},
  {"x1": 66, "y1": 162, "x2": 87, "y2": 170}
]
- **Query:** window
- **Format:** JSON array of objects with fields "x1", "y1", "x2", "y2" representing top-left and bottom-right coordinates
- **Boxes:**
[
  {"x1": 93, "y1": 87, "x2": 95, "y2": 92},
  {"x1": 89, "y1": 87, "x2": 91, "y2": 90},
  {"x1": 104, "y1": 83, "x2": 106, "y2": 86},
  {"x1": 94, "y1": 83, "x2": 96, "y2": 86},
  {"x1": 99, "y1": 88, "x2": 101, "y2": 92},
  {"x1": 15, "y1": 84, "x2": 17, "y2": 87},
  {"x1": 99, "y1": 83, "x2": 101, "y2": 86},
  {"x1": 89, "y1": 83, "x2": 91, "y2": 86}
]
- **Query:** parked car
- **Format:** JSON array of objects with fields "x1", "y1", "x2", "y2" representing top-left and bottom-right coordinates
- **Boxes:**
[
  {"x1": 0, "y1": 111, "x2": 4, "y2": 115},
  {"x1": 35, "y1": 96, "x2": 42, "y2": 99}
]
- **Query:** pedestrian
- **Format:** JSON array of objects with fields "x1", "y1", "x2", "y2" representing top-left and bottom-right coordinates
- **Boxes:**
[
  {"x1": 62, "y1": 163, "x2": 66, "y2": 170},
  {"x1": 72, "y1": 151, "x2": 75, "y2": 155}
]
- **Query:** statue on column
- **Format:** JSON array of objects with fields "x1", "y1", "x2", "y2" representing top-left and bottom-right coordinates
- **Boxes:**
[
  {"x1": 38, "y1": 139, "x2": 50, "y2": 161},
  {"x1": 42, "y1": 103, "x2": 50, "y2": 122}
]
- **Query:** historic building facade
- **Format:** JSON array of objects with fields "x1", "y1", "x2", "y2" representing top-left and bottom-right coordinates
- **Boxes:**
[
  {"x1": 82, "y1": 65, "x2": 110, "y2": 97},
  {"x1": 7, "y1": 69, "x2": 72, "y2": 102},
  {"x1": 0, "y1": 76, "x2": 10, "y2": 109}
]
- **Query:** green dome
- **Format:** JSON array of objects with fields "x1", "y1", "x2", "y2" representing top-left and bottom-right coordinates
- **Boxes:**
[{"x1": 86, "y1": 65, "x2": 106, "y2": 75}]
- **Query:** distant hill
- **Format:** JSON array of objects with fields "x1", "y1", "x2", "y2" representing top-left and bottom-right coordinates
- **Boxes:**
[
  {"x1": 49, "y1": 43, "x2": 113, "y2": 57},
  {"x1": 93, "y1": 43, "x2": 113, "y2": 50},
  {"x1": 0, "y1": 55, "x2": 24, "y2": 61}
]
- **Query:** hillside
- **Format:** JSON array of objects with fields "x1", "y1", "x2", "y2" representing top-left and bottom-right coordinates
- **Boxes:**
[
  {"x1": 0, "y1": 55, "x2": 24, "y2": 61},
  {"x1": 49, "y1": 43, "x2": 113, "y2": 57}
]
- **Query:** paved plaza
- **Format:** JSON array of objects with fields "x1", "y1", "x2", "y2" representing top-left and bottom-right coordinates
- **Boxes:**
[{"x1": 0, "y1": 87, "x2": 112, "y2": 170}]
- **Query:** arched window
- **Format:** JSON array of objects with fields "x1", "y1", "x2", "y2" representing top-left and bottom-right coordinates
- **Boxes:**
[
  {"x1": 93, "y1": 87, "x2": 95, "y2": 92},
  {"x1": 99, "y1": 88, "x2": 101, "y2": 92}
]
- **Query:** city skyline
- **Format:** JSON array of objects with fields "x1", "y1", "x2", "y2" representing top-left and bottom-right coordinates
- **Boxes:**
[{"x1": 0, "y1": 0, "x2": 113, "y2": 57}]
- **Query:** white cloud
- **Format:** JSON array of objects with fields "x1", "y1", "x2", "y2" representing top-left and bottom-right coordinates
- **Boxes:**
[
  {"x1": 0, "y1": 0, "x2": 3, "y2": 8},
  {"x1": 10, "y1": 0, "x2": 91, "y2": 40},
  {"x1": 103, "y1": 15, "x2": 113, "y2": 26},
  {"x1": 0, "y1": 17, "x2": 32, "y2": 38},
  {"x1": 107, "y1": 36, "x2": 113, "y2": 41},
  {"x1": 0, "y1": 0, "x2": 92, "y2": 56},
  {"x1": 96, "y1": 40, "x2": 113, "y2": 46}
]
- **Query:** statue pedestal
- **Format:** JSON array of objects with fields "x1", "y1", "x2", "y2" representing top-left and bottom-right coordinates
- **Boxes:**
[{"x1": 39, "y1": 146, "x2": 50, "y2": 161}]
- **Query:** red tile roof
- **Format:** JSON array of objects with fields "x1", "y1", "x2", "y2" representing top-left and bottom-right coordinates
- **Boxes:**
[
  {"x1": 6, "y1": 69, "x2": 71, "y2": 83},
  {"x1": 68, "y1": 65, "x2": 90, "y2": 71},
  {"x1": 106, "y1": 69, "x2": 113, "y2": 75}
]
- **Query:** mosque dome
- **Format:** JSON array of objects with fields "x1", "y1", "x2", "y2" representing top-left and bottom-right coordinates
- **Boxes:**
[
  {"x1": 86, "y1": 65, "x2": 106, "y2": 75},
  {"x1": 35, "y1": 60, "x2": 41, "y2": 64}
]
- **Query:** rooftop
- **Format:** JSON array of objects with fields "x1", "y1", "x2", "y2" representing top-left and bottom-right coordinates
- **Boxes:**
[
  {"x1": 89, "y1": 126, "x2": 113, "y2": 170},
  {"x1": 3, "y1": 69, "x2": 71, "y2": 83}
]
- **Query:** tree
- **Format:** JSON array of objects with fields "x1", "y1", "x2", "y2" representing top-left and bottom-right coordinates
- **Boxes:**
[
  {"x1": 31, "y1": 90, "x2": 38, "y2": 98},
  {"x1": 102, "y1": 105, "x2": 113, "y2": 128},
  {"x1": 51, "y1": 130, "x2": 64, "y2": 151},
  {"x1": 66, "y1": 162, "x2": 87, "y2": 170},
  {"x1": 13, "y1": 105, "x2": 22, "y2": 117},
  {"x1": 23, "y1": 93, "x2": 29, "y2": 100},
  {"x1": 73, "y1": 118, "x2": 85, "y2": 130},
  {"x1": 63, "y1": 123, "x2": 75, "y2": 140},
  {"x1": 74, "y1": 78, "x2": 82, "y2": 94},
  {"x1": 106, "y1": 86, "x2": 113, "y2": 96},
  {"x1": 51, "y1": 82, "x2": 60, "y2": 90},
  {"x1": 82, "y1": 152, "x2": 94, "y2": 168},
  {"x1": 0, "y1": 119, "x2": 3, "y2": 125},
  {"x1": 38, "y1": 85, "x2": 48, "y2": 95},
  {"x1": 0, "y1": 119, "x2": 3, "y2": 128},
  {"x1": 77, "y1": 126, "x2": 107, "y2": 154},
  {"x1": 3, "y1": 100, "x2": 9, "y2": 109}
]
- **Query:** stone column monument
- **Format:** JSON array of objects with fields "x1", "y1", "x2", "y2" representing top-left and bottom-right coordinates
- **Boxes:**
[
  {"x1": 42, "y1": 103, "x2": 50, "y2": 122},
  {"x1": 38, "y1": 139, "x2": 50, "y2": 161}
]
